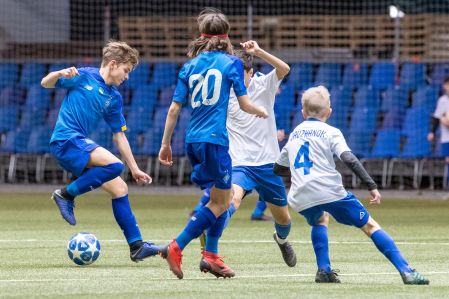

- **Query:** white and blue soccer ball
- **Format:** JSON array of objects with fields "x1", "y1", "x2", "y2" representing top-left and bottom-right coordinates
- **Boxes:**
[{"x1": 67, "y1": 232, "x2": 101, "y2": 266}]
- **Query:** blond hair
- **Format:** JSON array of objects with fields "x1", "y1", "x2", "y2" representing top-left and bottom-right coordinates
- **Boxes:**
[
  {"x1": 301, "y1": 86, "x2": 331, "y2": 118},
  {"x1": 187, "y1": 8, "x2": 233, "y2": 58},
  {"x1": 101, "y1": 40, "x2": 139, "y2": 68}
]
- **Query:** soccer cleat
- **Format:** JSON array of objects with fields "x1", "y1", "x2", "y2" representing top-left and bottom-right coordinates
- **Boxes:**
[
  {"x1": 315, "y1": 269, "x2": 341, "y2": 283},
  {"x1": 199, "y1": 251, "x2": 235, "y2": 278},
  {"x1": 51, "y1": 189, "x2": 76, "y2": 225},
  {"x1": 400, "y1": 269, "x2": 430, "y2": 285},
  {"x1": 160, "y1": 240, "x2": 183, "y2": 279},
  {"x1": 250, "y1": 214, "x2": 273, "y2": 221},
  {"x1": 272, "y1": 233, "x2": 297, "y2": 267},
  {"x1": 130, "y1": 242, "x2": 160, "y2": 262}
]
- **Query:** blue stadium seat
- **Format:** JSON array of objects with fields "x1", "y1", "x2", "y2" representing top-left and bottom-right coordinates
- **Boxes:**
[
  {"x1": 259, "y1": 63, "x2": 273, "y2": 74},
  {"x1": 27, "y1": 126, "x2": 51, "y2": 154},
  {"x1": 47, "y1": 108, "x2": 59, "y2": 128},
  {"x1": 314, "y1": 63, "x2": 342, "y2": 88},
  {"x1": 401, "y1": 107, "x2": 429, "y2": 138},
  {"x1": 353, "y1": 85, "x2": 380, "y2": 110},
  {"x1": 126, "y1": 62, "x2": 151, "y2": 89},
  {"x1": 342, "y1": 63, "x2": 368, "y2": 89},
  {"x1": 158, "y1": 86, "x2": 175, "y2": 107},
  {"x1": 330, "y1": 86, "x2": 352, "y2": 108},
  {"x1": 126, "y1": 107, "x2": 153, "y2": 134},
  {"x1": 381, "y1": 85, "x2": 407, "y2": 112},
  {"x1": 382, "y1": 107, "x2": 405, "y2": 129},
  {"x1": 172, "y1": 132, "x2": 185, "y2": 156},
  {"x1": 284, "y1": 63, "x2": 313, "y2": 90},
  {"x1": 0, "y1": 63, "x2": 19, "y2": 89},
  {"x1": 431, "y1": 63, "x2": 449, "y2": 86},
  {"x1": 53, "y1": 89, "x2": 67, "y2": 109},
  {"x1": 349, "y1": 107, "x2": 377, "y2": 134},
  {"x1": 371, "y1": 129, "x2": 401, "y2": 158},
  {"x1": 401, "y1": 136, "x2": 430, "y2": 158},
  {"x1": 48, "y1": 63, "x2": 70, "y2": 73},
  {"x1": 151, "y1": 62, "x2": 178, "y2": 89},
  {"x1": 0, "y1": 86, "x2": 25, "y2": 106},
  {"x1": 10, "y1": 128, "x2": 31, "y2": 153},
  {"x1": 24, "y1": 84, "x2": 50, "y2": 111},
  {"x1": 290, "y1": 109, "x2": 304, "y2": 132},
  {"x1": 399, "y1": 63, "x2": 425, "y2": 91},
  {"x1": 139, "y1": 127, "x2": 164, "y2": 156},
  {"x1": 118, "y1": 84, "x2": 132, "y2": 106},
  {"x1": 411, "y1": 86, "x2": 439, "y2": 111},
  {"x1": 90, "y1": 126, "x2": 113, "y2": 150},
  {"x1": 130, "y1": 84, "x2": 158, "y2": 113},
  {"x1": 347, "y1": 130, "x2": 372, "y2": 157},
  {"x1": 369, "y1": 62, "x2": 396, "y2": 90},
  {"x1": 176, "y1": 108, "x2": 191, "y2": 133},
  {"x1": 19, "y1": 63, "x2": 46, "y2": 88},
  {"x1": 0, "y1": 106, "x2": 19, "y2": 133}
]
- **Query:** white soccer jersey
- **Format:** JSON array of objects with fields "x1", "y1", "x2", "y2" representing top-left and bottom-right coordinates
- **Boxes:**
[
  {"x1": 433, "y1": 94, "x2": 449, "y2": 143},
  {"x1": 276, "y1": 119, "x2": 350, "y2": 212},
  {"x1": 227, "y1": 70, "x2": 282, "y2": 167}
]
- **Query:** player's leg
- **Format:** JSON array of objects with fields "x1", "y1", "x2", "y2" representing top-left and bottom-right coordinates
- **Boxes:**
[
  {"x1": 191, "y1": 188, "x2": 211, "y2": 216},
  {"x1": 360, "y1": 217, "x2": 429, "y2": 284},
  {"x1": 327, "y1": 193, "x2": 429, "y2": 285},
  {"x1": 251, "y1": 199, "x2": 272, "y2": 221},
  {"x1": 101, "y1": 177, "x2": 159, "y2": 262},
  {"x1": 50, "y1": 137, "x2": 124, "y2": 225}
]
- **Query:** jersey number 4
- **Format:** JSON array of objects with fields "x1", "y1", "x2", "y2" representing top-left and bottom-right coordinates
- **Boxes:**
[
  {"x1": 189, "y1": 69, "x2": 223, "y2": 108},
  {"x1": 294, "y1": 141, "x2": 313, "y2": 175}
]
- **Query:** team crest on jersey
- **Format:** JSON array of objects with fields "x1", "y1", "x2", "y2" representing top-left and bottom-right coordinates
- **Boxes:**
[
  {"x1": 223, "y1": 171, "x2": 230, "y2": 184},
  {"x1": 360, "y1": 211, "x2": 365, "y2": 220},
  {"x1": 83, "y1": 84, "x2": 93, "y2": 91},
  {"x1": 98, "y1": 87, "x2": 105, "y2": 95}
]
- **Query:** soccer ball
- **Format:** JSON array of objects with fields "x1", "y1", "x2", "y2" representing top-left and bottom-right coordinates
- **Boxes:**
[{"x1": 67, "y1": 232, "x2": 101, "y2": 266}]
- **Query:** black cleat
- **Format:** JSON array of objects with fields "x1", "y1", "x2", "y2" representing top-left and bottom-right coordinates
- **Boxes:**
[
  {"x1": 51, "y1": 189, "x2": 76, "y2": 225},
  {"x1": 315, "y1": 269, "x2": 341, "y2": 283},
  {"x1": 273, "y1": 233, "x2": 297, "y2": 267},
  {"x1": 400, "y1": 269, "x2": 429, "y2": 285},
  {"x1": 130, "y1": 242, "x2": 160, "y2": 262}
]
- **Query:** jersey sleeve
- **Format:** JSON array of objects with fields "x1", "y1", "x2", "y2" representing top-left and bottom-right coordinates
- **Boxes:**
[
  {"x1": 330, "y1": 128, "x2": 351, "y2": 158},
  {"x1": 276, "y1": 144, "x2": 290, "y2": 167},
  {"x1": 104, "y1": 94, "x2": 127, "y2": 133},
  {"x1": 55, "y1": 69, "x2": 84, "y2": 89},
  {"x1": 253, "y1": 70, "x2": 282, "y2": 106},
  {"x1": 433, "y1": 96, "x2": 447, "y2": 119},
  {"x1": 228, "y1": 59, "x2": 247, "y2": 97},
  {"x1": 173, "y1": 63, "x2": 189, "y2": 104}
]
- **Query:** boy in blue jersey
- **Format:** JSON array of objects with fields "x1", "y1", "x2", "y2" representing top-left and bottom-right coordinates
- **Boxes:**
[
  {"x1": 158, "y1": 8, "x2": 268, "y2": 279},
  {"x1": 41, "y1": 41, "x2": 159, "y2": 262}
]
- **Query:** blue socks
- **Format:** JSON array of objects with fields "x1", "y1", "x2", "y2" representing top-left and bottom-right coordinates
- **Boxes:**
[
  {"x1": 205, "y1": 211, "x2": 228, "y2": 254},
  {"x1": 252, "y1": 200, "x2": 267, "y2": 217},
  {"x1": 371, "y1": 229, "x2": 411, "y2": 273},
  {"x1": 176, "y1": 206, "x2": 216, "y2": 250},
  {"x1": 275, "y1": 222, "x2": 291, "y2": 239},
  {"x1": 311, "y1": 225, "x2": 331, "y2": 272},
  {"x1": 111, "y1": 195, "x2": 142, "y2": 244},
  {"x1": 67, "y1": 163, "x2": 124, "y2": 197}
]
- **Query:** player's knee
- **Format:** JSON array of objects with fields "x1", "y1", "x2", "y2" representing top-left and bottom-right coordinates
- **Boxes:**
[
  {"x1": 317, "y1": 212, "x2": 329, "y2": 226},
  {"x1": 111, "y1": 179, "x2": 128, "y2": 198},
  {"x1": 361, "y1": 217, "x2": 381, "y2": 236},
  {"x1": 232, "y1": 195, "x2": 242, "y2": 209},
  {"x1": 107, "y1": 162, "x2": 125, "y2": 177}
]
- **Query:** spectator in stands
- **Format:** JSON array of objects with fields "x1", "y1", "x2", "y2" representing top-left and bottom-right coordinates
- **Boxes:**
[
  {"x1": 41, "y1": 40, "x2": 159, "y2": 262},
  {"x1": 158, "y1": 8, "x2": 268, "y2": 279},
  {"x1": 428, "y1": 77, "x2": 449, "y2": 183},
  {"x1": 274, "y1": 85, "x2": 429, "y2": 285}
]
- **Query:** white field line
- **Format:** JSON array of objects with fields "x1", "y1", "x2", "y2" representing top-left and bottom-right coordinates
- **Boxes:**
[
  {"x1": 0, "y1": 239, "x2": 448, "y2": 246},
  {"x1": 0, "y1": 271, "x2": 448, "y2": 283}
]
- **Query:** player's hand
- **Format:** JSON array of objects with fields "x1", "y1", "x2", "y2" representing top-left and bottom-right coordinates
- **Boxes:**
[
  {"x1": 427, "y1": 132, "x2": 434, "y2": 142},
  {"x1": 240, "y1": 40, "x2": 261, "y2": 55},
  {"x1": 255, "y1": 106, "x2": 269, "y2": 119},
  {"x1": 369, "y1": 189, "x2": 381, "y2": 205},
  {"x1": 159, "y1": 144, "x2": 173, "y2": 166},
  {"x1": 277, "y1": 129, "x2": 286, "y2": 142},
  {"x1": 59, "y1": 67, "x2": 79, "y2": 78},
  {"x1": 132, "y1": 169, "x2": 152, "y2": 184}
]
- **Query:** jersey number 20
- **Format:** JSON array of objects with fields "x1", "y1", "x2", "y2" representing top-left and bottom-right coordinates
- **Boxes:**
[
  {"x1": 294, "y1": 141, "x2": 313, "y2": 175},
  {"x1": 189, "y1": 69, "x2": 222, "y2": 108}
]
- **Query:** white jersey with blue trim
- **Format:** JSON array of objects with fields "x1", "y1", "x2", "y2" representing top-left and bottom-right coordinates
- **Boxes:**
[
  {"x1": 227, "y1": 70, "x2": 282, "y2": 166},
  {"x1": 433, "y1": 94, "x2": 449, "y2": 143},
  {"x1": 276, "y1": 119, "x2": 350, "y2": 212}
]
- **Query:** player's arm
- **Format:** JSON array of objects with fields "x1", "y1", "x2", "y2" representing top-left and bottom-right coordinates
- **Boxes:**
[
  {"x1": 237, "y1": 94, "x2": 268, "y2": 118},
  {"x1": 113, "y1": 131, "x2": 151, "y2": 184},
  {"x1": 41, "y1": 67, "x2": 79, "y2": 88},
  {"x1": 240, "y1": 40, "x2": 290, "y2": 79},
  {"x1": 159, "y1": 101, "x2": 182, "y2": 166}
]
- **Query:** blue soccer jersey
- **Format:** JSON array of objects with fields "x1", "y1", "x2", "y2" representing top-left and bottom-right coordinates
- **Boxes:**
[
  {"x1": 50, "y1": 67, "x2": 127, "y2": 143},
  {"x1": 173, "y1": 51, "x2": 247, "y2": 146}
]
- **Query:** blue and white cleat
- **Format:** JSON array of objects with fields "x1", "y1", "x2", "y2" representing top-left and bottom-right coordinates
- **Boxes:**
[
  {"x1": 130, "y1": 242, "x2": 161, "y2": 262},
  {"x1": 51, "y1": 189, "x2": 76, "y2": 225}
]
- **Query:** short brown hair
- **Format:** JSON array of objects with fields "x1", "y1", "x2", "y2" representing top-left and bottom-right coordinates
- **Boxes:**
[
  {"x1": 101, "y1": 40, "x2": 139, "y2": 69},
  {"x1": 187, "y1": 8, "x2": 233, "y2": 58},
  {"x1": 234, "y1": 50, "x2": 253, "y2": 71}
]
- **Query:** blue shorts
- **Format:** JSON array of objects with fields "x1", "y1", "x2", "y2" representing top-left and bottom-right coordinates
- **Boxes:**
[
  {"x1": 232, "y1": 164, "x2": 287, "y2": 206},
  {"x1": 300, "y1": 193, "x2": 370, "y2": 228},
  {"x1": 50, "y1": 136, "x2": 99, "y2": 177},
  {"x1": 441, "y1": 142, "x2": 449, "y2": 157},
  {"x1": 186, "y1": 142, "x2": 232, "y2": 190}
]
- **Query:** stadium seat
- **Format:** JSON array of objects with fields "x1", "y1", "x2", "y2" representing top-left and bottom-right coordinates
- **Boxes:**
[
  {"x1": 431, "y1": 63, "x2": 449, "y2": 86},
  {"x1": 130, "y1": 84, "x2": 158, "y2": 112},
  {"x1": 24, "y1": 84, "x2": 51, "y2": 111},
  {"x1": 20, "y1": 109, "x2": 47, "y2": 130},
  {"x1": 158, "y1": 86, "x2": 175, "y2": 107},
  {"x1": 259, "y1": 63, "x2": 273, "y2": 74},
  {"x1": 381, "y1": 85, "x2": 407, "y2": 112},
  {"x1": 349, "y1": 107, "x2": 378, "y2": 134},
  {"x1": 342, "y1": 63, "x2": 368, "y2": 89},
  {"x1": 46, "y1": 108, "x2": 59, "y2": 128},
  {"x1": 347, "y1": 129, "x2": 372, "y2": 158},
  {"x1": 382, "y1": 108, "x2": 405, "y2": 129},
  {"x1": 0, "y1": 86, "x2": 26, "y2": 106},
  {"x1": 48, "y1": 63, "x2": 70, "y2": 73},
  {"x1": 411, "y1": 86, "x2": 439, "y2": 112},
  {"x1": 126, "y1": 106, "x2": 153, "y2": 134},
  {"x1": 369, "y1": 62, "x2": 396, "y2": 90},
  {"x1": 399, "y1": 63, "x2": 426, "y2": 91},
  {"x1": 53, "y1": 89, "x2": 67, "y2": 109},
  {"x1": 371, "y1": 129, "x2": 401, "y2": 158},
  {"x1": 314, "y1": 63, "x2": 342, "y2": 88},
  {"x1": 353, "y1": 85, "x2": 380, "y2": 110},
  {"x1": 401, "y1": 107, "x2": 429, "y2": 138},
  {"x1": 151, "y1": 62, "x2": 178, "y2": 89},
  {"x1": 0, "y1": 63, "x2": 19, "y2": 89},
  {"x1": 0, "y1": 106, "x2": 19, "y2": 133},
  {"x1": 284, "y1": 63, "x2": 313, "y2": 90},
  {"x1": 19, "y1": 63, "x2": 46, "y2": 88},
  {"x1": 126, "y1": 62, "x2": 151, "y2": 89},
  {"x1": 90, "y1": 126, "x2": 113, "y2": 150}
]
